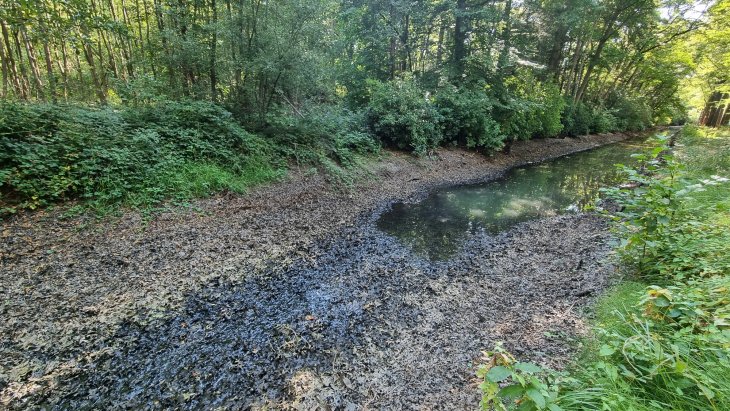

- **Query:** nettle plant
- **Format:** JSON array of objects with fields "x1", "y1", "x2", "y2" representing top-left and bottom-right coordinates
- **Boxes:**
[
  {"x1": 600, "y1": 136, "x2": 682, "y2": 274},
  {"x1": 600, "y1": 136, "x2": 728, "y2": 278},
  {"x1": 641, "y1": 277, "x2": 730, "y2": 349},
  {"x1": 477, "y1": 344, "x2": 563, "y2": 411}
]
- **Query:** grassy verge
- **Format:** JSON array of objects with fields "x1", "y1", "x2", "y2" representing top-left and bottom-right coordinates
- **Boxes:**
[{"x1": 477, "y1": 126, "x2": 730, "y2": 411}]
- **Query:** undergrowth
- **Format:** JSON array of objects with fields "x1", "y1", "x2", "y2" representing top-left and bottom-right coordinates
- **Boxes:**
[
  {"x1": 1, "y1": 78, "x2": 659, "y2": 218},
  {"x1": 0, "y1": 101, "x2": 377, "y2": 217},
  {"x1": 478, "y1": 126, "x2": 730, "y2": 410}
]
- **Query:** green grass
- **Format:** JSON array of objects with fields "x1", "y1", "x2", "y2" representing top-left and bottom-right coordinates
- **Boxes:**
[
  {"x1": 592, "y1": 281, "x2": 648, "y2": 330},
  {"x1": 552, "y1": 126, "x2": 730, "y2": 411},
  {"x1": 156, "y1": 161, "x2": 284, "y2": 199},
  {"x1": 678, "y1": 126, "x2": 730, "y2": 220}
]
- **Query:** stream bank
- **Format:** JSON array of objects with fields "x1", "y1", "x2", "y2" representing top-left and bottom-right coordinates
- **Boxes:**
[{"x1": 1, "y1": 132, "x2": 636, "y2": 409}]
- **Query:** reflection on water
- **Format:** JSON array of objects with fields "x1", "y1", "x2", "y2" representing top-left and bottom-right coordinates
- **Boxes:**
[{"x1": 376, "y1": 137, "x2": 655, "y2": 260}]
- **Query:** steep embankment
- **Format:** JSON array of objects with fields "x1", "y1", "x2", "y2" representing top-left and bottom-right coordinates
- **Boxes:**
[{"x1": 1, "y1": 132, "x2": 632, "y2": 409}]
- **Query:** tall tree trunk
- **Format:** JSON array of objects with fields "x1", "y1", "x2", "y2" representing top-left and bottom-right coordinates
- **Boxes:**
[
  {"x1": 453, "y1": 0, "x2": 467, "y2": 77},
  {"x1": 209, "y1": 0, "x2": 218, "y2": 101},
  {"x1": 81, "y1": 34, "x2": 107, "y2": 104},
  {"x1": 0, "y1": 35, "x2": 8, "y2": 98},
  {"x1": 20, "y1": 28, "x2": 45, "y2": 100},
  {"x1": 118, "y1": 0, "x2": 136, "y2": 78},
  {"x1": 134, "y1": 0, "x2": 147, "y2": 72},
  {"x1": 436, "y1": 18, "x2": 445, "y2": 65},
  {"x1": 546, "y1": 25, "x2": 568, "y2": 80},
  {"x1": 388, "y1": 3, "x2": 397, "y2": 79},
  {"x1": 719, "y1": 95, "x2": 730, "y2": 127},
  {"x1": 37, "y1": 11, "x2": 57, "y2": 103},
  {"x1": 141, "y1": 0, "x2": 157, "y2": 76},
  {"x1": 154, "y1": 0, "x2": 174, "y2": 88},
  {"x1": 575, "y1": 18, "x2": 616, "y2": 102},
  {"x1": 13, "y1": 29, "x2": 31, "y2": 98},
  {"x1": 0, "y1": 22, "x2": 23, "y2": 98},
  {"x1": 55, "y1": 46, "x2": 69, "y2": 99},
  {"x1": 497, "y1": 0, "x2": 512, "y2": 76},
  {"x1": 401, "y1": 14, "x2": 412, "y2": 72}
]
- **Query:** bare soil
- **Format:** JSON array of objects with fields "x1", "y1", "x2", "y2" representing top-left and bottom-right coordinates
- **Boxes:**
[{"x1": 1, "y1": 133, "x2": 632, "y2": 409}]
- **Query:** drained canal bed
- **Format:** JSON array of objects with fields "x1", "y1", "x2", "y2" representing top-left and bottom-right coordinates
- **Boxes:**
[
  {"x1": 2, "y1": 133, "x2": 659, "y2": 410},
  {"x1": 378, "y1": 137, "x2": 653, "y2": 259}
]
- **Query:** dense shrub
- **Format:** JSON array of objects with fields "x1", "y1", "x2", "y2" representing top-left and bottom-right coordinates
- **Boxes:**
[
  {"x1": 435, "y1": 87, "x2": 504, "y2": 151},
  {"x1": 262, "y1": 105, "x2": 379, "y2": 168},
  {"x1": 496, "y1": 72, "x2": 565, "y2": 141},
  {"x1": 534, "y1": 82, "x2": 566, "y2": 138},
  {"x1": 591, "y1": 106, "x2": 620, "y2": 133},
  {"x1": 0, "y1": 101, "x2": 281, "y2": 214},
  {"x1": 496, "y1": 96, "x2": 543, "y2": 141},
  {"x1": 609, "y1": 92, "x2": 653, "y2": 131},
  {"x1": 123, "y1": 101, "x2": 274, "y2": 171},
  {"x1": 366, "y1": 78, "x2": 443, "y2": 155},
  {"x1": 561, "y1": 99, "x2": 593, "y2": 136}
]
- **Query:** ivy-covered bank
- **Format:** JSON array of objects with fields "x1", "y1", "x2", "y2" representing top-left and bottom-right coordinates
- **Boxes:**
[{"x1": 478, "y1": 126, "x2": 730, "y2": 411}]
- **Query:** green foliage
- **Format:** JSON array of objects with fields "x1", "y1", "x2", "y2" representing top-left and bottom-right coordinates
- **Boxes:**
[
  {"x1": 476, "y1": 129, "x2": 730, "y2": 411},
  {"x1": 609, "y1": 93, "x2": 654, "y2": 132},
  {"x1": 602, "y1": 133, "x2": 730, "y2": 279},
  {"x1": 122, "y1": 101, "x2": 275, "y2": 171},
  {"x1": 600, "y1": 136, "x2": 684, "y2": 276},
  {"x1": 559, "y1": 302, "x2": 730, "y2": 410},
  {"x1": 477, "y1": 344, "x2": 563, "y2": 411},
  {"x1": 561, "y1": 100, "x2": 593, "y2": 137},
  {"x1": 497, "y1": 72, "x2": 565, "y2": 141},
  {"x1": 534, "y1": 82, "x2": 567, "y2": 139},
  {"x1": 641, "y1": 277, "x2": 730, "y2": 341},
  {"x1": 563, "y1": 128, "x2": 730, "y2": 410},
  {"x1": 591, "y1": 107, "x2": 620, "y2": 134},
  {"x1": 366, "y1": 78, "x2": 443, "y2": 155},
  {"x1": 434, "y1": 86, "x2": 504, "y2": 151},
  {"x1": 0, "y1": 101, "x2": 282, "y2": 215},
  {"x1": 497, "y1": 96, "x2": 544, "y2": 141},
  {"x1": 263, "y1": 105, "x2": 380, "y2": 168}
]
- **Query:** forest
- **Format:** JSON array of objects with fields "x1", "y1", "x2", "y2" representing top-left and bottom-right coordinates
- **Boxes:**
[
  {"x1": 0, "y1": 0, "x2": 725, "y2": 213},
  {"x1": 2, "y1": 0, "x2": 730, "y2": 410}
]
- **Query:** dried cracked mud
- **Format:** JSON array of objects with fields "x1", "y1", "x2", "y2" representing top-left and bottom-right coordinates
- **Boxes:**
[{"x1": 1, "y1": 133, "x2": 633, "y2": 410}]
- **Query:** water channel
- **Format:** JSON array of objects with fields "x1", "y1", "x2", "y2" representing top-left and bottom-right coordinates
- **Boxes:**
[{"x1": 377, "y1": 135, "x2": 657, "y2": 260}]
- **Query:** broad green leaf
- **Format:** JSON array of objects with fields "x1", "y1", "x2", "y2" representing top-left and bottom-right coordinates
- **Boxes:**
[
  {"x1": 526, "y1": 387, "x2": 546, "y2": 408},
  {"x1": 497, "y1": 383, "x2": 524, "y2": 399},
  {"x1": 599, "y1": 345, "x2": 616, "y2": 356},
  {"x1": 486, "y1": 366, "x2": 512, "y2": 383},
  {"x1": 514, "y1": 362, "x2": 542, "y2": 374}
]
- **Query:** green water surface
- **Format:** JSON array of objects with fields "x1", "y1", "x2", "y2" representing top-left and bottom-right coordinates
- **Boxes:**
[{"x1": 377, "y1": 136, "x2": 656, "y2": 260}]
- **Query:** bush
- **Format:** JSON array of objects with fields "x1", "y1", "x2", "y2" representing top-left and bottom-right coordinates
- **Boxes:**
[
  {"x1": 366, "y1": 78, "x2": 443, "y2": 155},
  {"x1": 435, "y1": 86, "x2": 504, "y2": 151},
  {"x1": 534, "y1": 82, "x2": 566, "y2": 138},
  {"x1": 122, "y1": 100, "x2": 273, "y2": 171},
  {"x1": 561, "y1": 99, "x2": 593, "y2": 136},
  {"x1": 477, "y1": 131, "x2": 730, "y2": 410},
  {"x1": 0, "y1": 101, "x2": 281, "y2": 214},
  {"x1": 495, "y1": 71, "x2": 565, "y2": 141},
  {"x1": 592, "y1": 106, "x2": 620, "y2": 133},
  {"x1": 609, "y1": 93, "x2": 653, "y2": 131},
  {"x1": 477, "y1": 344, "x2": 562, "y2": 411},
  {"x1": 262, "y1": 105, "x2": 380, "y2": 168},
  {"x1": 496, "y1": 96, "x2": 543, "y2": 142},
  {"x1": 563, "y1": 132, "x2": 730, "y2": 409}
]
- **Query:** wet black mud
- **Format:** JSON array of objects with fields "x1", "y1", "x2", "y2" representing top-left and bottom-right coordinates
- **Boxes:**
[
  {"x1": 1, "y1": 132, "x2": 638, "y2": 409},
  {"x1": 52, "y1": 214, "x2": 614, "y2": 410}
]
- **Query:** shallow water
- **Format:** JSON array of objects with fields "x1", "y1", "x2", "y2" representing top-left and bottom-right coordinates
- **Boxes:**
[{"x1": 377, "y1": 136, "x2": 656, "y2": 260}]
